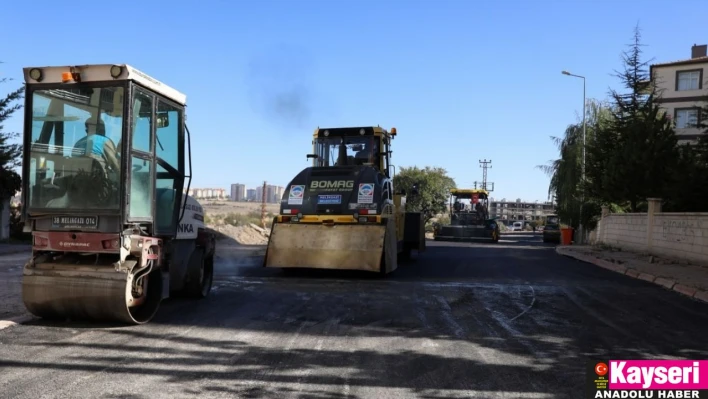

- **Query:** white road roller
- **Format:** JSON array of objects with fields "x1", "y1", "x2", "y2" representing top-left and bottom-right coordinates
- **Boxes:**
[{"x1": 19, "y1": 64, "x2": 215, "y2": 324}]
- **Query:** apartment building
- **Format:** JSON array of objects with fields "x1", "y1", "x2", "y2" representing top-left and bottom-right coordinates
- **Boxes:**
[
  {"x1": 188, "y1": 184, "x2": 283, "y2": 203},
  {"x1": 254, "y1": 185, "x2": 285, "y2": 203},
  {"x1": 650, "y1": 44, "x2": 708, "y2": 143},
  {"x1": 184, "y1": 188, "x2": 226, "y2": 199},
  {"x1": 230, "y1": 183, "x2": 246, "y2": 201},
  {"x1": 488, "y1": 198, "x2": 556, "y2": 224}
]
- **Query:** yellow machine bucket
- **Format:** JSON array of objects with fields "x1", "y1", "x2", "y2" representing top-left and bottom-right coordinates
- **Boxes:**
[{"x1": 264, "y1": 223, "x2": 387, "y2": 272}]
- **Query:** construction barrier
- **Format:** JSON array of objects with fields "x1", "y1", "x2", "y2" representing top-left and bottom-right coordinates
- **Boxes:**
[{"x1": 560, "y1": 227, "x2": 574, "y2": 245}]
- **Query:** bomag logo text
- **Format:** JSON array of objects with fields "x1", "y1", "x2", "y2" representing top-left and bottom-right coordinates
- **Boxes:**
[{"x1": 310, "y1": 180, "x2": 354, "y2": 190}]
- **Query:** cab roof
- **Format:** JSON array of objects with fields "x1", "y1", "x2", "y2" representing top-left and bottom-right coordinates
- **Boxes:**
[
  {"x1": 23, "y1": 64, "x2": 187, "y2": 106},
  {"x1": 313, "y1": 126, "x2": 397, "y2": 138}
]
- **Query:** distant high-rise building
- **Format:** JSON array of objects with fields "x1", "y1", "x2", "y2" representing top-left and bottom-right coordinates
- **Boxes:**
[
  {"x1": 247, "y1": 189, "x2": 256, "y2": 201},
  {"x1": 275, "y1": 186, "x2": 284, "y2": 203},
  {"x1": 265, "y1": 184, "x2": 276, "y2": 203},
  {"x1": 230, "y1": 183, "x2": 246, "y2": 201}
]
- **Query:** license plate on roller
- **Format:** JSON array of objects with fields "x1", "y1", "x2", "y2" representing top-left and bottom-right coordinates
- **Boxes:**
[{"x1": 51, "y1": 216, "x2": 98, "y2": 229}]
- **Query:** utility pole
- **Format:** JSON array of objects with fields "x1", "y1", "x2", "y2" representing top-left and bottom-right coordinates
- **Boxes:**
[
  {"x1": 562, "y1": 70, "x2": 586, "y2": 244},
  {"x1": 261, "y1": 181, "x2": 267, "y2": 229},
  {"x1": 478, "y1": 159, "x2": 493, "y2": 191}
]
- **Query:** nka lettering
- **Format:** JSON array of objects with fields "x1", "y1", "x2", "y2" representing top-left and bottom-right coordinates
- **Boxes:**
[
  {"x1": 611, "y1": 361, "x2": 699, "y2": 388},
  {"x1": 177, "y1": 224, "x2": 194, "y2": 233}
]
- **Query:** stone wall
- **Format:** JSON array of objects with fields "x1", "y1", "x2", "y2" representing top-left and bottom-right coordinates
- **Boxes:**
[
  {"x1": 651, "y1": 213, "x2": 707, "y2": 263},
  {"x1": 594, "y1": 198, "x2": 708, "y2": 265}
]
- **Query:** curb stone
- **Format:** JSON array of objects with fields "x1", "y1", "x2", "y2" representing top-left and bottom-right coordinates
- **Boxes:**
[
  {"x1": 625, "y1": 269, "x2": 641, "y2": 279},
  {"x1": 654, "y1": 277, "x2": 675, "y2": 290},
  {"x1": 637, "y1": 272, "x2": 656, "y2": 283},
  {"x1": 0, "y1": 315, "x2": 35, "y2": 331},
  {"x1": 555, "y1": 246, "x2": 708, "y2": 305}
]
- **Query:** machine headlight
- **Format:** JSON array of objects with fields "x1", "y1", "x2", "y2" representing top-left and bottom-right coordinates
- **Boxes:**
[
  {"x1": 323, "y1": 130, "x2": 330, "y2": 137},
  {"x1": 110, "y1": 65, "x2": 123, "y2": 78},
  {"x1": 359, "y1": 128, "x2": 365, "y2": 135},
  {"x1": 29, "y1": 68, "x2": 43, "y2": 81},
  {"x1": 353, "y1": 212, "x2": 359, "y2": 219}
]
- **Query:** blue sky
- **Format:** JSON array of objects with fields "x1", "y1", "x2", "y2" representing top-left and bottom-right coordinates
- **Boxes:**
[{"x1": 1, "y1": 0, "x2": 705, "y2": 202}]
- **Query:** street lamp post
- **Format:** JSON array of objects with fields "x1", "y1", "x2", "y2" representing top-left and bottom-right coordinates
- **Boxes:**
[{"x1": 562, "y1": 70, "x2": 586, "y2": 244}]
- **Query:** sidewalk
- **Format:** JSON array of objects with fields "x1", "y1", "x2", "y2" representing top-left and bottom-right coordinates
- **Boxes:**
[
  {"x1": 0, "y1": 246, "x2": 32, "y2": 328},
  {"x1": 0, "y1": 243, "x2": 30, "y2": 256},
  {"x1": 556, "y1": 245, "x2": 708, "y2": 304}
]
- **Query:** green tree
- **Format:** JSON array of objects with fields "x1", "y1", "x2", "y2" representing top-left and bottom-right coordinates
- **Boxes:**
[
  {"x1": 392, "y1": 166, "x2": 456, "y2": 224},
  {"x1": 537, "y1": 99, "x2": 611, "y2": 230},
  {"x1": 586, "y1": 25, "x2": 679, "y2": 212},
  {"x1": 0, "y1": 70, "x2": 23, "y2": 202}
]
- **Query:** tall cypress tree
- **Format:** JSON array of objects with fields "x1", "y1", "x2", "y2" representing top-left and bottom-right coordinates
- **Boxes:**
[{"x1": 587, "y1": 25, "x2": 679, "y2": 211}]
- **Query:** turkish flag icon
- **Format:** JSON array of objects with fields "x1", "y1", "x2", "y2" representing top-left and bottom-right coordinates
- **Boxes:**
[{"x1": 595, "y1": 362, "x2": 608, "y2": 376}]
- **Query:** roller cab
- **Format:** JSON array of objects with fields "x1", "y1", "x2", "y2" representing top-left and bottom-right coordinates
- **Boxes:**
[
  {"x1": 19, "y1": 64, "x2": 214, "y2": 324},
  {"x1": 263, "y1": 126, "x2": 425, "y2": 273},
  {"x1": 433, "y1": 189, "x2": 500, "y2": 243}
]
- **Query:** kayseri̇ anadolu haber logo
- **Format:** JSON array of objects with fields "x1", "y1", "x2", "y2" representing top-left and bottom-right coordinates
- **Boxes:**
[{"x1": 589, "y1": 360, "x2": 708, "y2": 398}]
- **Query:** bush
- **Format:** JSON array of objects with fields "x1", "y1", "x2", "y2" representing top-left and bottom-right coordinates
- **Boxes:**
[
  {"x1": 220, "y1": 211, "x2": 276, "y2": 228},
  {"x1": 9, "y1": 204, "x2": 30, "y2": 242},
  {"x1": 426, "y1": 214, "x2": 450, "y2": 232}
]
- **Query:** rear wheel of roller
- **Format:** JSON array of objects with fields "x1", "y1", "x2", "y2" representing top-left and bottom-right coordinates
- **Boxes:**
[{"x1": 183, "y1": 248, "x2": 213, "y2": 298}]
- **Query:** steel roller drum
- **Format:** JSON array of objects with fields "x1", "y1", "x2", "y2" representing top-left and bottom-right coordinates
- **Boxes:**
[{"x1": 22, "y1": 262, "x2": 163, "y2": 324}]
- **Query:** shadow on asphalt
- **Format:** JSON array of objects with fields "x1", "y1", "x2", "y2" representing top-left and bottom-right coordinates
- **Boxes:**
[
  {"x1": 5, "y1": 233, "x2": 707, "y2": 398},
  {"x1": 6, "y1": 274, "x2": 708, "y2": 399}
]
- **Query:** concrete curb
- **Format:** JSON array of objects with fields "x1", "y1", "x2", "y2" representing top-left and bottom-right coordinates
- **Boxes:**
[
  {"x1": 556, "y1": 246, "x2": 708, "y2": 305},
  {"x1": 0, "y1": 315, "x2": 35, "y2": 331}
]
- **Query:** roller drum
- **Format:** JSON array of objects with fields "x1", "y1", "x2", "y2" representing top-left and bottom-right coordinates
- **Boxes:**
[
  {"x1": 265, "y1": 223, "x2": 388, "y2": 272},
  {"x1": 22, "y1": 264, "x2": 164, "y2": 324}
]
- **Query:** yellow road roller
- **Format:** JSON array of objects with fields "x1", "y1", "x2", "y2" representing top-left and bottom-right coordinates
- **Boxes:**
[
  {"x1": 263, "y1": 126, "x2": 426, "y2": 273},
  {"x1": 19, "y1": 64, "x2": 215, "y2": 324}
]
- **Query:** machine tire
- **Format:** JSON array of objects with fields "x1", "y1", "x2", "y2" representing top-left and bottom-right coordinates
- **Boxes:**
[
  {"x1": 378, "y1": 251, "x2": 387, "y2": 275},
  {"x1": 184, "y1": 248, "x2": 213, "y2": 298},
  {"x1": 399, "y1": 244, "x2": 412, "y2": 261}
]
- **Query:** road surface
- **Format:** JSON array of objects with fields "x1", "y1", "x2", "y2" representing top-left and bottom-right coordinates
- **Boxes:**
[{"x1": 0, "y1": 234, "x2": 706, "y2": 398}]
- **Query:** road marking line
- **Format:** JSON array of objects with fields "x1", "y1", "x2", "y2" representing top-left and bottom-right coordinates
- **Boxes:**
[{"x1": 510, "y1": 285, "x2": 536, "y2": 322}]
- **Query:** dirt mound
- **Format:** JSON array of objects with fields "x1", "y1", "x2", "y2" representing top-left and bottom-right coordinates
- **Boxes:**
[{"x1": 208, "y1": 223, "x2": 269, "y2": 245}]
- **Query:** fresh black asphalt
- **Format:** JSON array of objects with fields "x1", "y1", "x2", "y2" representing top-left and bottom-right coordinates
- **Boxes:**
[{"x1": 0, "y1": 233, "x2": 706, "y2": 398}]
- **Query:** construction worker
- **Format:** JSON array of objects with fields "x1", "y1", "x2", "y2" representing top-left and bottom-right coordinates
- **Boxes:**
[
  {"x1": 72, "y1": 117, "x2": 120, "y2": 174},
  {"x1": 354, "y1": 140, "x2": 379, "y2": 167}
]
